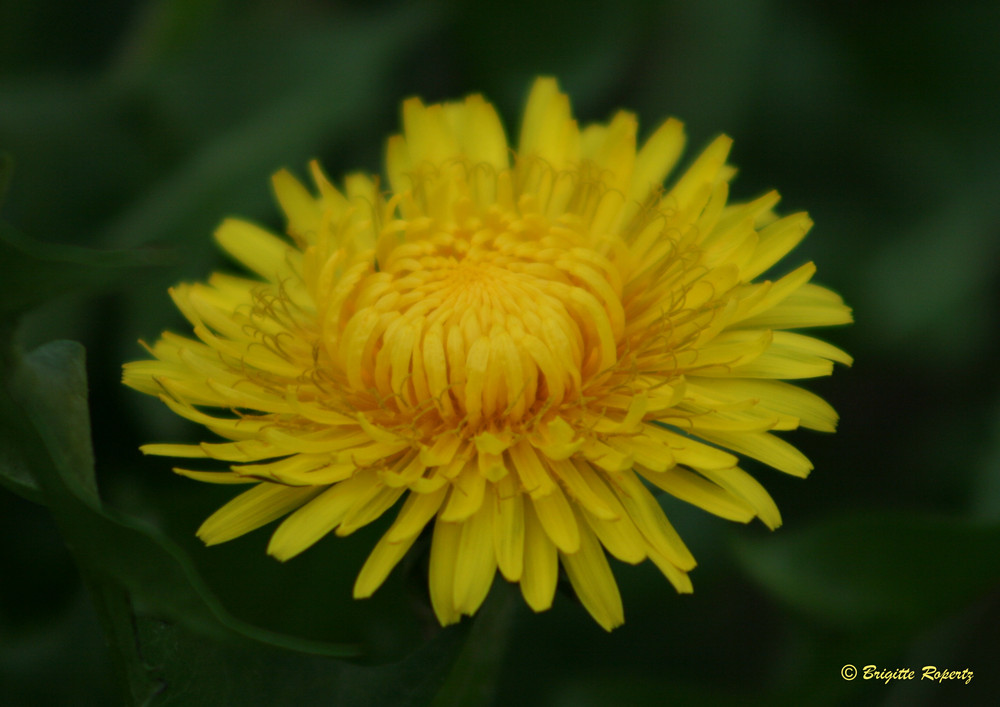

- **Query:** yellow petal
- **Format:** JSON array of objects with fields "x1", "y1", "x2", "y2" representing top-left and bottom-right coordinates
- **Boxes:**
[
  {"x1": 731, "y1": 262, "x2": 817, "y2": 324},
  {"x1": 448, "y1": 93, "x2": 509, "y2": 171},
  {"x1": 643, "y1": 424, "x2": 739, "y2": 470},
  {"x1": 272, "y1": 168, "x2": 323, "y2": 244},
  {"x1": 530, "y1": 482, "x2": 580, "y2": 554},
  {"x1": 509, "y1": 439, "x2": 557, "y2": 498},
  {"x1": 214, "y1": 218, "x2": 293, "y2": 282},
  {"x1": 646, "y1": 544, "x2": 694, "y2": 594},
  {"x1": 402, "y1": 99, "x2": 460, "y2": 168},
  {"x1": 453, "y1": 496, "x2": 498, "y2": 615},
  {"x1": 493, "y1": 476, "x2": 525, "y2": 581},
  {"x1": 429, "y1": 519, "x2": 462, "y2": 625},
  {"x1": 722, "y1": 331, "x2": 853, "y2": 379},
  {"x1": 142, "y1": 443, "x2": 209, "y2": 458},
  {"x1": 384, "y1": 485, "x2": 448, "y2": 543},
  {"x1": 583, "y1": 110, "x2": 636, "y2": 198},
  {"x1": 173, "y1": 468, "x2": 259, "y2": 484},
  {"x1": 742, "y1": 212, "x2": 813, "y2": 280},
  {"x1": 549, "y1": 458, "x2": 618, "y2": 521},
  {"x1": 685, "y1": 378, "x2": 840, "y2": 433},
  {"x1": 336, "y1": 484, "x2": 406, "y2": 536},
  {"x1": 697, "y1": 466, "x2": 782, "y2": 529},
  {"x1": 440, "y1": 463, "x2": 486, "y2": 522},
  {"x1": 629, "y1": 117, "x2": 685, "y2": 206},
  {"x1": 266, "y1": 472, "x2": 374, "y2": 560},
  {"x1": 640, "y1": 465, "x2": 756, "y2": 523},
  {"x1": 613, "y1": 470, "x2": 696, "y2": 570},
  {"x1": 353, "y1": 529, "x2": 420, "y2": 599},
  {"x1": 198, "y1": 483, "x2": 319, "y2": 546},
  {"x1": 665, "y1": 134, "x2": 733, "y2": 217},
  {"x1": 737, "y1": 282, "x2": 853, "y2": 330},
  {"x1": 386, "y1": 134, "x2": 412, "y2": 198},
  {"x1": 518, "y1": 77, "x2": 578, "y2": 169},
  {"x1": 695, "y1": 429, "x2": 813, "y2": 478},
  {"x1": 561, "y1": 513, "x2": 624, "y2": 631},
  {"x1": 520, "y1": 500, "x2": 558, "y2": 613},
  {"x1": 579, "y1": 503, "x2": 646, "y2": 565}
]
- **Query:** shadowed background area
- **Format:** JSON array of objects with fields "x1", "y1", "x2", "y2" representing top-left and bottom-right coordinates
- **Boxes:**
[{"x1": 2, "y1": 0, "x2": 999, "y2": 705}]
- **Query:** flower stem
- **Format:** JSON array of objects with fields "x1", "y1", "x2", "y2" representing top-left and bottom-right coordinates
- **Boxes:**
[{"x1": 431, "y1": 580, "x2": 520, "y2": 707}]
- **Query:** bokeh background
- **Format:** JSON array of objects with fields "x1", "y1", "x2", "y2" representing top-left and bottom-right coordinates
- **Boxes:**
[{"x1": 2, "y1": 0, "x2": 999, "y2": 705}]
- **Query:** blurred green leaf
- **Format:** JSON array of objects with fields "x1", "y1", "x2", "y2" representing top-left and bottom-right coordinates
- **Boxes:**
[
  {"x1": 432, "y1": 580, "x2": 519, "y2": 707},
  {"x1": 734, "y1": 512, "x2": 1000, "y2": 630},
  {"x1": 971, "y1": 397, "x2": 1000, "y2": 523},
  {"x1": 1, "y1": 340, "x2": 99, "y2": 503},
  {"x1": 135, "y1": 614, "x2": 466, "y2": 707},
  {"x1": 112, "y1": 0, "x2": 226, "y2": 76},
  {"x1": 454, "y1": 0, "x2": 640, "y2": 114},
  {"x1": 548, "y1": 675, "x2": 776, "y2": 707},
  {"x1": 2, "y1": 339, "x2": 479, "y2": 703},
  {"x1": 860, "y1": 182, "x2": 1000, "y2": 364},
  {"x1": 104, "y1": 6, "x2": 436, "y2": 251},
  {"x1": 0, "y1": 419, "x2": 41, "y2": 502},
  {"x1": 2, "y1": 340, "x2": 356, "y2": 652},
  {"x1": 0, "y1": 158, "x2": 174, "y2": 504},
  {"x1": 0, "y1": 219, "x2": 173, "y2": 318},
  {"x1": 0, "y1": 152, "x2": 12, "y2": 211}
]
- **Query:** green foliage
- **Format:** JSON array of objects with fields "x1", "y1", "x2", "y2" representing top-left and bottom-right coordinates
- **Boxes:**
[
  {"x1": 735, "y1": 512, "x2": 1000, "y2": 630},
  {"x1": 0, "y1": 316, "x2": 471, "y2": 705},
  {"x1": 0, "y1": 218, "x2": 171, "y2": 319},
  {"x1": 2, "y1": 0, "x2": 999, "y2": 704},
  {"x1": 130, "y1": 613, "x2": 465, "y2": 706},
  {"x1": 0, "y1": 153, "x2": 12, "y2": 210}
]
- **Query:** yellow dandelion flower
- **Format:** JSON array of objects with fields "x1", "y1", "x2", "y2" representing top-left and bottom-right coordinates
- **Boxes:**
[{"x1": 123, "y1": 78, "x2": 852, "y2": 631}]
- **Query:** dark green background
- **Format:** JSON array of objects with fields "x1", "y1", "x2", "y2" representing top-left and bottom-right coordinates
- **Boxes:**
[{"x1": 2, "y1": 1, "x2": 999, "y2": 705}]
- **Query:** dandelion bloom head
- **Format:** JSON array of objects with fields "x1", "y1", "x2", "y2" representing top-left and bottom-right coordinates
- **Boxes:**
[{"x1": 123, "y1": 78, "x2": 852, "y2": 630}]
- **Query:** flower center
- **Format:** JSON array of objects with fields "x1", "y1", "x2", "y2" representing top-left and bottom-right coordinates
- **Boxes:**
[{"x1": 334, "y1": 210, "x2": 625, "y2": 437}]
